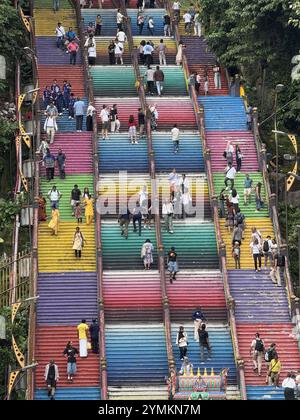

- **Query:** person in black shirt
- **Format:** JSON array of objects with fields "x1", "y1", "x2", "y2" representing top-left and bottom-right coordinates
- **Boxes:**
[
  {"x1": 163, "y1": 14, "x2": 171, "y2": 37},
  {"x1": 138, "y1": 108, "x2": 145, "y2": 139},
  {"x1": 89, "y1": 319, "x2": 100, "y2": 354},
  {"x1": 63, "y1": 341, "x2": 79, "y2": 381},
  {"x1": 167, "y1": 246, "x2": 178, "y2": 283},
  {"x1": 70, "y1": 184, "x2": 82, "y2": 216},
  {"x1": 44, "y1": 360, "x2": 59, "y2": 400},
  {"x1": 198, "y1": 324, "x2": 212, "y2": 363},
  {"x1": 118, "y1": 208, "x2": 131, "y2": 239},
  {"x1": 133, "y1": 201, "x2": 142, "y2": 236}
]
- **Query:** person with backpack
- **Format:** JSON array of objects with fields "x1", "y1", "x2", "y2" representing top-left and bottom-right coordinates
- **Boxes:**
[
  {"x1": 263, "y1": 235, "x2": 273, "y2": 268},
  {"x1": 176, "y1": 325, "x2": 188, "y2": 361},
  {"x1": 45, "y1": 360, "x2": 59, "y2": 400},
  {"x1": 270, "y1": 251, "x2": 285, "y2": 286},
  {"x1": 250, "y1": 332, "x2": 265, "y2": 376},
  {"x1": 198, "y1": 324, "x2": 212, "y2": 363},
  {"x1": 72, "y1": 227, "x2": 87, "y2": 259},
  {"x1": 167, "y1": 246, "x2": 178, "y2": 283},
  {"x1": 63, "y1": 341, "x2": 79, "y2": 382},
  {"x1": 234, "y1": 208, "x2": 245, "y2": 231},
  {"x1": 268, "y1": 354, "x2": 281, "y2": 387},
  {"x1": 264, "y1": 343, "x2": 277, "y2": 384},
  {"x1": 118, "y1": 208, "x2": 131, "y2": 240},
  {"x1": 141, "y1": 239, "x2": 154, "y2": 270}
]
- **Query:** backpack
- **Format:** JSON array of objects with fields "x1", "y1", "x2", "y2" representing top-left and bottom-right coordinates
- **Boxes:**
[
  {"x1": 255, "y1": 339, "x2": 264, "y2": 352},
  {"x1": 263, "y1": 240, "x2": 270, "y2": 253},
  {"x1": 265, "y1": 349, "x2": 273, "y2": 362}
]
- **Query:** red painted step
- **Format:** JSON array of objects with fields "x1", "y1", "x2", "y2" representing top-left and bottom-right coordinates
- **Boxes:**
[
  {"x1": 38, "y1": 65, "x2": 85, "y2": 98},
  {"x1": 237, "y1": 324, "x2": 300, "y2": 385},
  {"x1": 189, "y1": 64, "x2": 229, "y2": 96},
  {"x1": 35, "y1": 326, "x2": 100, "y2": 388}
]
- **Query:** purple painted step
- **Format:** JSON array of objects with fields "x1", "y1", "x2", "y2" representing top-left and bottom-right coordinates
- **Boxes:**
[
  {"x1": 37, "y1": 272, "x2": 98, "y2": 325},
  {"x1": 181, "y1": 36, "x2": 216, "y2": 65},
  {"x1": 36, "y1": 37, "x2": 82, "y2": 65},
  {"x1": 40, "y1": 132, "x2": 93, "y2": 175},
  {"x1": 228, "y1": 270, "x2": 290, "y2": 323}
]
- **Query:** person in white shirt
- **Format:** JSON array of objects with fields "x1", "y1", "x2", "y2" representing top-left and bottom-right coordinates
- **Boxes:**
[
  {"x1": 116, "y1": 30, "x2": 126, "y2": 45},
  {"x1": 194, "y1": 12, "x2": 201, "y2": 37},
  {"x1": 182, "y1": 11, "x2": 192, "y2": 34},
  {"x1": 44, "y1": 116, "x2": 58, "y2": 144},
  {"x1": 143, "y1": 42, "x2": 154, "y2": 66},
  {"x1": 225, "y1": 140, "x2": 234, "y2": 165},
  {"x1": 100, "y1": 104, "x2": 110, "y2": 140},
  {"x1": 147, "y1": 17, "x2": 155, "y2": 36},
  {"x1": 229, "y1": 188, "x2": 239, "y2": 212},
  {"x1": 114, "y1": 40, "x2": 124, "y2": 65},
  {"x1": 250, "y1": 238, "x2": 262, "y2": 272},
  {"x1": 55, "y1": 22, "x2": 65, "y2": 49},
  {"x1": 86, "y1": 102, "x2": 96, "y2": 131},
  {"x1": 139, "y1": 185, "x2": 148, "y2": 206},
  {"x1": 162, "y1": 198, "x2": 174, "y2": 234},
  {"x1": 171, "y1": 124, "x2": 180, "y2": 154},
  {"x1": 84, "y1": 34, "x2": 96, "y2": 66},
  {"x1": 282, "y1": 373, "x2": 297, "y2": 400},
  {"x1": 48, "y1": 186, "x2": 62, "y2": 208},
  {"x1": 116, "y1": 9, "x2": 125, "y2": 31},
  {"x1": 172, "y1": 1, "x2": 181, "y2": 19},
  {"x1": 176, "y1": 327, "x2": 188, "y2": 361},
  {"x1": 224, "y1": 162, "x2": 236, "y2": 190},
  {"x1": 145, "y1": 65, "x2": 155, "y2": 95}
]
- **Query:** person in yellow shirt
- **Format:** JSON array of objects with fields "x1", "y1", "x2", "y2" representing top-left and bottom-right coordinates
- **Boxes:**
[
  {"x1": 48, "y1": 204, "x2": 60, "y2": 236},
  {"x1": 77, "y1": 319, "x2": 89, "y2": 358},
  {"x1": 268, "y1": 354, "x2": 281, "y2": 387},
  {"x1": 84, "y1": 194, "x2": 94, "y2": 225}
]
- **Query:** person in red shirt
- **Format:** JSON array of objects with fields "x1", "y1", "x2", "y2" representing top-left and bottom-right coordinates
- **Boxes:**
[
  {"x1": 67, "y1": 40, "x2": 79, "y2": 65},
  {"x1": 128, "y1": 115, "x2": 137, "y2": 144}
]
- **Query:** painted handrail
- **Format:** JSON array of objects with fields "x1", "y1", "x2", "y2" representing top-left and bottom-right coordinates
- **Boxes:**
[
  {"x1": 71, "y1": 0, "x2": 108, "y2": 399},
  {"x1": 119, "y1": 0, "x2": 176, "y2": 385},
  {"x1": 165, "y1": 0, "x2": 247, "y2": 399}
]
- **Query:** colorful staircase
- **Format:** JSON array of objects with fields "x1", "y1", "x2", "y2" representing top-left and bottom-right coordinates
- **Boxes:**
[{"x1": 34, "y1": 0, "x2": 100, "y2": 400}]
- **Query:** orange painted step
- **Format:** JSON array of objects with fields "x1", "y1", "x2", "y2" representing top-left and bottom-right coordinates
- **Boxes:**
[{"x1": 38, "y1": 65, "x2": 85, "y2": 98}]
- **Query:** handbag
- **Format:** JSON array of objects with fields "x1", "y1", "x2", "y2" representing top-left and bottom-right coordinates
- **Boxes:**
[{"x1": 223, "y1": 151, "x2": 227, "y2": 158}]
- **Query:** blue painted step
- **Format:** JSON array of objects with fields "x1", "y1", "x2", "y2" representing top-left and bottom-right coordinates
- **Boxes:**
[
  {"x1": 228, "y1": 270, "x2": 290, "y2": 323},
  {"x1": 35, "y1": 387, "x2": 101, "y2": 400},
  {"x1": 246, "y1": 386, "x2": 285, "y2": 400},
  {"x1": 105, "y1": 324, "x2": 169, "y2": 385},
  {"x1": 152, "y1": 132, "x2": 204, "y2": 173},
  {"x1": 199, "y1": 96, "x2": 247, "y2": 131},
  {"x1": 99, "y1": 134, "x2": 148, "y2": 173},
  {"x1": 171, "y1": 324, "x2": 237, "y2": 385}
]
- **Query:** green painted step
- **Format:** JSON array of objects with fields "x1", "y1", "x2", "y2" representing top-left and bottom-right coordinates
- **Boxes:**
[
  {"x1": 213, "y1": 173, "x2": 269, "y2": 217},
  {"x1": 102, "y1": 223, "x2": 158, "y2": 270},
  {"x1": 161, "y1": 223, "x2": 219, "y2": 269},
  {"x1": 91, "y1": 66, "x2": 187, "y2": 97},
  {"x1": 41, "y1": 175, "x2": 94, "y2": 221},
  {"x1": 34, "y1": 0, "x2": 72, "y2": 8}
]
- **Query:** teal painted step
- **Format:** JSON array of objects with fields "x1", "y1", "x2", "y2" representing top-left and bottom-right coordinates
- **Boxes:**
[
  {"x1": 161, "y1": 223, "x2": 219, "y2": 269},
  {"x1": 40, "y1": 175, "x2": 94, "y2": 221},
  {"x1": 102, "y1": 222, "x2": 158, "y2": 270},
  {"x1": 213, "y1": 173, "x2": 269, "y2": 217},
  {"x1": 246, "y1": 386, "x2": 285, "y2": 400},
  {"x1": 91, "y1": 66, "x2": 187, "y2": 97},
  {"x1": 105, "y1": 325, "x2": 169, "y2": 385},
  {"x1": 35, "y1": 387, "x2": 101, "y2": 400},
  {"x1": 171, "y1": 324, "x2": 237, "y2": 385}
]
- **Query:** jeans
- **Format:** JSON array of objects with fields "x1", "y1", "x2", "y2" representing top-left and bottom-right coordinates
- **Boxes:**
[
  {"x1": 133, "y1": 216, "x2": 142, "y2": 235},
  {"x1": 164, "y1": 214, "x2": 173, "y2": 232},
  {"x1": 179, "y1": 346, "x2": 187, "y2": 360},
  {"x1": 200, "y1": 343, "x2": 211, "y2": 361},
  {"x1": 156, "y1": 81, "x2": 163, "y2": 96},
  {"x1": 256, "y1": 197, "x2": 263, "y2": 211},
  {"x1": 147, "y1": 80, "x2": 154, "y2": 94},
  {"x1": 58, "y1": 164, "x2": 65, "y2": 179},
  {"x1": 138, "y1": 24, "x2": 144, "y2": 35},
  {"x1": 53, "y1": 0, "x2": 60, "y2": 11},
  {"x1": 76, "y1": 115, "x2": 83, "y2": 131},
  {"x1": 46, "y1": 167, "x2": 55, "y2": 181},
  {"x1": 236, "y1": 158, "x2": 242, "y2": 172},
  {"x1": 56, "y1": 36, "x2": 64, "y2": 49},
  {"x1": 253, "y1": 253, "x2": 262, "y2": 271},
  {"x1": 173, "y1": 140, "x2": 179, "y2": 153},
  {"x1": 67, "y1": 362, "x2": 77, "y2": 375},
  {"x1": 70, "y1": 51, "x2": 77, "y2": 65},
  {"x1": 264, "y1": 251, "x2": 273, "y2": 267},
  {"x1": 50, "y1": 200, "x2": 59, "y2": 208},
  {"x1": 95, "y1": 25, "x2": 102, "y2": 36},
  {"x1": 148, "y1": 27, "x2": 154, "y2": 36}
]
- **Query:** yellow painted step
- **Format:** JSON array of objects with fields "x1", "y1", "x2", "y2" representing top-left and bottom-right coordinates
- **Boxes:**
[
  {"x1": 220, "y1": 217, "x2": 274, "y2": 269},
  {"x1": 34, "y1": 9, "x2": 77, "y2": 36},
  {"x1": 38, "y1": 222, "x2": 96, "y2": 272}
]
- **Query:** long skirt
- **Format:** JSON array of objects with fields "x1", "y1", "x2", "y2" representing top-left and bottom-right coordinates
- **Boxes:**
[{"x1": 79, "y1": 338, "x2": 88, "y2": 357}]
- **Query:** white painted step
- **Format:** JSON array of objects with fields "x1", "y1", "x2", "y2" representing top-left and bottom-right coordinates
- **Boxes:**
[
  {"x1": 226, "y1": 385, "x2": 241, "y2": 400},
  {"x1": 108, "y1": 385, "x2": 169, "y2": 400}
]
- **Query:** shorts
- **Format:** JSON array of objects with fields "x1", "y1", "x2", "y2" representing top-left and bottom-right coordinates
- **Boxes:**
[
  {"x1": 67, "y1": 362, "x2": 77, "y2": 375},
  {"x1": 244, "y1": 188, "x2": 252, "y2": 195},
  {"x1": 168, "y1": 261, "x2": 178, "y2": 273},
  {"x1": 46, "y1": 379, "x2": 56, "y2": 388},
  {"x1": 102, "y1": 121, "x2": 109, "y2": 129}
]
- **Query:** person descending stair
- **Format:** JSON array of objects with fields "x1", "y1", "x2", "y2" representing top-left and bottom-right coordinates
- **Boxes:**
[
  {"x1": 63, "y1": 341, "x2": 79, "y2": 382},
  {"x1": 44, "y1": 360, "x2": 59, "y2": 400},
  {"x1": 83, "y1": 194, "x2": 94, "y2": 225},
  {"x1": 48, "y1": 204, "x2": 60, "y2": 236},
  {"x1": 270, "y1": 250, "x2": 285, "y2": 287},
  {"x1": 243, "y1": 173, "x2": 253, "y2": 205},
  {"x1": 132, "y1": 201, "x2": 142, "y2": 234},
  {"x1": 176, "y1": 326, "x2": 189, "y2": 361},
  {"x1": 138, "y1": 108, "x2": 145, "y2": 139},
  {"x1": 53, "y1": 0, "x2": 60, "y2": 12},
  {"x1": 250, "y1": 332, "x2": 265, "y2": 377},
  {"x1": 67, "y1": 39, "x2": 79, "y2": 65},
  {"x1": 116, "y1": 9, "x2": 125, "y2": 31},
  {"x1": 55, "y1": 22, "x2": 65, "y2": 49},
  {"x1": 141, "y1": 238, "x2": 154, "y2": 270},
  {"x1": 232, "y1": 241, "x2": 241, "y2": 269},
  {"x1": 224, "y1": 161, "x2": 236, "y2": 190},
  {"x1": 70, "y1": 184, "x2": 82, "y2": 217},
  {"x1": 72, "y1": 226, "x2": 87, "y2": 259},
  {"x1": 56, "y1": 148, "x2": 66, "y2": 179},
  {"x1": 77, "y1": 319, "x2": 89, "y2": 358},
  {"x1": 48, "y1": 185, "x2": 62, "y2": 208},
  {"x1": 167, "y1": 246, "x2": 178, "y2": 283},
  {"x1": 44, "y1": 150, "x2": 56, "y2": 181},
  {"x1": 182, "y1": 10, "x2": 192, "y2": 34}
]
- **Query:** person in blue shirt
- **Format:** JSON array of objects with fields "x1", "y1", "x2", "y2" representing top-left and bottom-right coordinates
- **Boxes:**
[
  {"x1": 65, "y1": 27, "x2": 76, "y2": 43},
  {"x1": 243, "y1": 173, "x2": 253, "y2": 205},
  {"x1": 73, "y1": 97, "x2": 85, "y2": 132},
  {"x1": 192, "y1": 308, "x2": 206, "y2": 342}
]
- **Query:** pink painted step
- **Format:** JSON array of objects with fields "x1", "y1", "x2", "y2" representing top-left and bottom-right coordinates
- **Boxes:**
[
  {"x1": 206, "y1": 131, "x2": 259, "y2": 172},
  {"x1": 40, "y1": 132, "x2": 93, "y2": 174}
]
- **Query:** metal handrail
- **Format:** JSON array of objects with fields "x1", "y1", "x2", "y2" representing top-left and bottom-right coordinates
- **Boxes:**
[
  {"x1": 71, "y1": 0, "x2": 108, "y2": 400},
  {"x1": 119, "y1": 0, "x2": 176, "y2": 384},
  {"x1": 165, "y1": 0, "x2": 247, "y2": 399}
]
